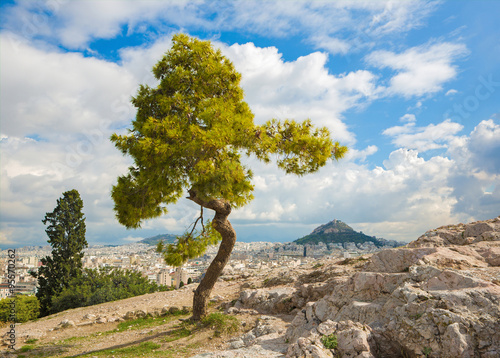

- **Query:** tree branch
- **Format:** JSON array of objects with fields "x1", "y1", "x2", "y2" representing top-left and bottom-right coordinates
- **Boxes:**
[
  {"x1": 188, "y1": 206, "x2": 204, "y2": 237},
  {"x1": 187, "y1": 189, "x2": 231, "y2": 216}
]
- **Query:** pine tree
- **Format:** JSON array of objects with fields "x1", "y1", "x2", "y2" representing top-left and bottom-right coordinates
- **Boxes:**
[
  {"x1": 32, "y1": 189, "x2": 87, "y2": 316},
  {"x1": 111, "y1": 34, "x2": 347, "y2": 320}
]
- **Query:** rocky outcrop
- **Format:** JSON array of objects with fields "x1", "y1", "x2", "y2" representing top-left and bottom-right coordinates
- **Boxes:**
[
  {"x1": 408, "y1": 216, "x2": 500, "y2": 248},
  {"x1": 285, "y1": 216, "x2": 500, "y2": 357}
]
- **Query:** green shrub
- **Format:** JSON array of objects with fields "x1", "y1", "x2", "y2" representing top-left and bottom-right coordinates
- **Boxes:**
[
  {"x1": 50, "y1": 267, "x2": 171, "y2": 314},
  {"x1": 0, "y1": 295, "x2": 40, "y2": 323},
  {"x1": 321, "y1": 333, "x2": 338, "y2": 349},
  {"x1": 201, "y1": 313, "x2": 239, "y2": 336},
  {"x1": 19, "y1": 345, "x2": 35, "y2": 352},
  {"x1": 422, "y1": 347, "x2": 432, "y2": 357}
]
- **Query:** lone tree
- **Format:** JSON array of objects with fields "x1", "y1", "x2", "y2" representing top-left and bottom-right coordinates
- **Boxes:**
[
  {"x1": 111, "y1": 34, "x2": 347, "y2": 320},
  {"x1": 32, "y1": 189, "x2": 87, "y2": 316}
]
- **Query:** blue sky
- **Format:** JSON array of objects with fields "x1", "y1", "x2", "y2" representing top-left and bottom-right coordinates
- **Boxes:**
[{"x1": 1, "y1": 0, "x2": 499, "y2": 249}]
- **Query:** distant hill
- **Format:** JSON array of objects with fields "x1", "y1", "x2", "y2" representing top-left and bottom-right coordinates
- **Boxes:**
[
  {"x1": 139, "y1": 234, "x2": 178, "y2": 246},
  {"x1": 294, "y1": 219, "x2": 403, "y2": 248}
]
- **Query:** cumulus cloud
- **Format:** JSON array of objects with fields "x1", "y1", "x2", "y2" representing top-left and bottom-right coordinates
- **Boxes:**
[
  {"x1": 346, "y1": 145, "x2": 379, "y2": 162},
  {"x1": 232, "y1": 148, "x2": 461, "y2": 242},
  {"x1": 467, "y1": 119, "x2": 500, "y2": 174},
  {"x1": 0, "y1": 33, "x2": 137, "y2": 139},
  {"x1": 220, "y1": 42, "x2": 379, "y2": 143},
  {"x1": 366, "y1": 42, "x2": 468, "y2": 97},
  {"x1": 0, "y1": 32, "x2": 382, "y2": 247},
  {"x1": 383, "y1": 119, "x2": 464, "y2": 152}
]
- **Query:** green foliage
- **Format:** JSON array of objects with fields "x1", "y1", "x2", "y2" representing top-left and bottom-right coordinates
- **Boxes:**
[
  {"x1": 111, "y1": 32, "x2": 346, "y2": 238},
  {"x1": 19, "y1": 345, "x2": 35, "y2": 352},
  {"x1": 187, "y1": 277, "x2": 193, "y2": 284},
  {"x1": 422, "y1": 346, "x2": 432, "y2": 357},
  {"x1": 110, "y1": 34, "x2": 347, "y2": 315},
  {"x1": 163, "y1": 326, "x2": 192, "y2": 342},
  {"x1": 0, "y1": 295, "x2": 40, "y2": 323},
  {"x1": 31, "y1": 189, "x2": 87, "y2": 317},
  {"x1": 157, "y1": 220, "x2": 221, "y2": 267},
  {"x1": 201, "y1": 312, "x2": 239, "y2": 336},
  {"x1": 115, "y1": 342, "x2": 161, "y2": 355},
  {"x1": 116, "y1": 308, "x2": 190, "y2": 333},
  {"x1": 86, "y1": 341, "x2": 161, "y2": 357},
  {"x1": 111, "y1": 34, "x2": 258, "y2": 229},
  {"x1": 321, "y1": 333, "x2": 338, "y2": 349},
  {"x1": 254, "y1": 119, "x2": 347, "y2": 175},
  {"x1": 50, "y1": 267, "x2": 171, "y2": 314}
]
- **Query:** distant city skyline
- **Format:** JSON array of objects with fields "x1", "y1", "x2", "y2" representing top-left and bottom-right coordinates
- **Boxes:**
[{"x1": 1, "y1": 0, "x2": 499, "y2": 249}]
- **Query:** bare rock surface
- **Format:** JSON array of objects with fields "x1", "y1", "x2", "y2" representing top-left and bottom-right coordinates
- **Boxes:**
[{"x1": 285, "y1": 216, "x2": 500, "y2": 357}]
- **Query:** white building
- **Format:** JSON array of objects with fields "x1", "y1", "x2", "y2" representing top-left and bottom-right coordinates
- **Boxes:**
[{"x1": 157, "y1": 268, "x2": 174, "y2": 286}]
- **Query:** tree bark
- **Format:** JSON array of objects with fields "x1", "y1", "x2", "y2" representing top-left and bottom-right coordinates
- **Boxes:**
[{"x1": 187, "y1": 189, "x2": 236, "y2": 320}]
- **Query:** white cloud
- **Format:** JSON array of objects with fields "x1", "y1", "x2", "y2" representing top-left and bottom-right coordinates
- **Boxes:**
[
  {"x1": 400, "y1": 114, "x2": 416, "y2": 123},
  {"x1": 0, "y1": 33, "x2": 381, "y2": 247},
  {"x1": 366, "y1": 42, "x2": 468, "y2": 97},
  {"x1": 445, "y1": 89, "x2": 458, "y2": 96},
  {"x1": 383, "y1": 119, "x2": 464, "y2": 152},
  {"x1": 0, "y1": 20, "x2": 497, "y2": 250},
  {"x1": 467, "y1": 119, "x2": 500, "y2": 174},
  {"x1": 0, "y1": 0, "x2": 440, "y2": 53},
  {"x1": 347, "y1": 145, "x2": 378, "y2": 162},
  {"x1": 310, "y1": 35, "x2": 351, "y2": 55},
  {"x1": 220, "y1": 42, "x2": 380, "y2": 144},
  {"x1": 122, "y1": 235, "x2": 145, "y2": 242},
  {"x1": 446, "y1": 119, "x2": 500, "y2": 219},
  {"x1": 0, "y1": 33, "x2": 137, "y2": 139},
  {"x1": 233, "y1": 147, "x2": 462, "y2": 242}
]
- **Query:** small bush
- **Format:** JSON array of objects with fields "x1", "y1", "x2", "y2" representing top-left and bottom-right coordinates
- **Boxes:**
[
  {"x1": 19, "y1": 345, "x2": 35, "y2": 352},
  {"x1": 201, "y1": 313, "x2": 239, "y2": 336},
  {"x1": 321, "y1": 333, "x2": 338, "y2": 349},
  {"x1": 0, "y1": 296, "x2": 40, "y2": 323},
  {"x1": 49, "y1": 267, "x2": 171, "y2": 314}
]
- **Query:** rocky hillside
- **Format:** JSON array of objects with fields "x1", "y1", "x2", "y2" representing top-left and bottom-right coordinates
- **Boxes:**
[
  {"x1": 295, "y1": 219, "x2": 403, "y2": 248},
  {"x1": 4, "y1": 216, "x2": 500, "y2": 358},
  {"x1": 205, "y1": 216, "x2": 500, "y2": 357}
]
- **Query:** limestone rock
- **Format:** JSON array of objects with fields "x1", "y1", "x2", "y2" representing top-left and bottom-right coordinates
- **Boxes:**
[
  {"x1": 123, "y1": 311, "x2": 136, "y2": 320},
  {"x1": 82, "y1": 313, "x2": 96, "y2": 321},
  {"x1": 57, "y1": 319, "x2": 75, "y2": 329},
  {"x1": 95, "y1": 316, "x2": 107, "y2": 324},
  {"x1": 285, "y1": 216, "x2": 500, "y2": 358},
  {"x1": 134, "y1": 309, "x2": 147, "y2": 318},
  {"x1": 237, "y1": 287, "x2": 297, "y2": 313}
]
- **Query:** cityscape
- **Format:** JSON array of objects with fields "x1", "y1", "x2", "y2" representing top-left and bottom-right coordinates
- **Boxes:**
[{"x1": 1, "y1": 238, "x2": 400, "y2": 298}]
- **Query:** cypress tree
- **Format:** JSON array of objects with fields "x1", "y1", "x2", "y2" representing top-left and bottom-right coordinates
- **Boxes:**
[{"x1": 32, "y1": 189, "x2": 87, "y2": 316}]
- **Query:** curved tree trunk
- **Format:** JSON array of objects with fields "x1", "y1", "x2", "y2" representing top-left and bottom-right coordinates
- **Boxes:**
[{"x1": 187, "y1": 189, "x2": 236, "y2": 320}]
